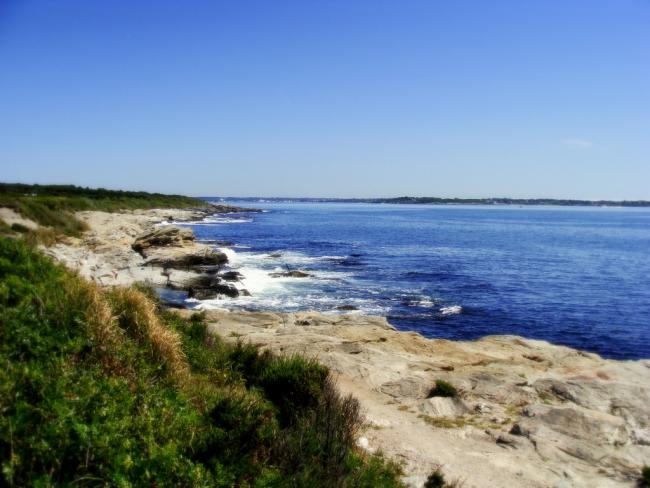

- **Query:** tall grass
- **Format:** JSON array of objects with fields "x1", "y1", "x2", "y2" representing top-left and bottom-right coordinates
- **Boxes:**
[{"x1": 0, "y1": 237, "x2": 403, "y2": 487}]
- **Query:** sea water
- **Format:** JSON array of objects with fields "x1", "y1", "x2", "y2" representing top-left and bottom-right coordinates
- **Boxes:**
[{"x1": 182, "y1": 202, "x2": 650, "y2": 360}]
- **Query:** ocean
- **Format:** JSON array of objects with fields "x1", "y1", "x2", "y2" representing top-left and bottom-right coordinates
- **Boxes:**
[{"x1": 179, "y1": 201, "x2": 650, "y2": 360}]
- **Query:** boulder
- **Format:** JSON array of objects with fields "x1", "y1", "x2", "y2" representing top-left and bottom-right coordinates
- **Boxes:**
[
  {"x1": 220, "y1": 271, "x2": 243, "y2": 281},
  {"x1": 146, "y1": 250, "x2": 228, "y2": 270},
  {"x1": 185, "y1": 275, "x2": 239, "y2": 299},
  {"x1": 132, "y1": 226, "x2": 194, "y2": 255}
]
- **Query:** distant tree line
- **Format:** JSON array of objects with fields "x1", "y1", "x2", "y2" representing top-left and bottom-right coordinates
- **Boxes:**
[
  {"x1": 219, "y1": 196, "x2": 650, "y2": 207},
  {"x1": 0, "y1": 182, "x2": 194, "y2": 202}
]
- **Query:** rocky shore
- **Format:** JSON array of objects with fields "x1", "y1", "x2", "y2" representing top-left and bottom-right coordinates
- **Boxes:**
[
  {"x1": 43, "y1": 204, "x2": 255, "y2": 298},
  {"x1": 35, "y1": 207, "x2": 650, "y2": 487}
]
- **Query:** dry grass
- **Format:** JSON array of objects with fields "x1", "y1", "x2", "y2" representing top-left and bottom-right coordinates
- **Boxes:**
[
  {"x1": 79, "y1": 279, "x2": 127, "y2": 373},
  {"x1": 419, "y1": 415, "x2": 471, "y2": 429},
  {"x1": 109, "y1": 287, "x2": 190, "y2": 380}
]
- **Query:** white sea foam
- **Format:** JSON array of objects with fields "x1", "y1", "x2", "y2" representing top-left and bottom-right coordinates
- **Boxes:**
[
  {"x1": 440, "y1": 305, "x2": 462, "y2": 315},
  {"x1": 218, "y1": 247, "x2": 241, "y2": 264},
  {"x1": 159, "y1": 216, "x2": 253, "y2": 227},
  {"x1": 187, "y1": 244, "x2": 375, "y2": 312},
  {"x1": 189, "y1": 217, "x2": 253, "y2": 225},
  {"x1": 237, "y1": 266, "x2": 291, "y2": 294}
]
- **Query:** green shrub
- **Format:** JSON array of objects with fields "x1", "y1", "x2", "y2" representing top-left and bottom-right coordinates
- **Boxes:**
[
  {"x1": 641, "y1": 466, "x2": 650, "y2": 487},
  {"x1": 9, "y1": 222, "x2": 29, "y2": 233},
  {"x1": 428, "y1": 380, "x2": 458, "y2": 398},
  {"x1": 424, "y1": 468, "x2": 446, "y2": 487}
]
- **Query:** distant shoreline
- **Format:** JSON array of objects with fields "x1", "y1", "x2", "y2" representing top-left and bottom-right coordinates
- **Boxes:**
[{"x1": 207, "y1": 196, "x2": 650, "y2": 208}]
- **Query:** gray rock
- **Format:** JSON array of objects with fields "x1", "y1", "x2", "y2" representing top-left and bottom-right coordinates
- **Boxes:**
[
  {"x1": 220, "y1": 271, "x2": 243, "y2": 281},
  {"x1": 418, "y1": 397, "x2": 469, "y2": 417},
  {"x1": 381, "y1": 377, "x2": 429, "y2": 399},
  {"x1": 183, "y1": 275, "x2": 240, "y2": 299},
  {"x1": 146, "y1": 250, "x2": 228, "y2": 270},
  {"x1": 132, "y1": 226, "x2": 194, "y2": 255},
  {"x1": 269, "y1": 270, "x2": 311, "y2": 278},
  {"x1": 496, "y1": 433, "x2": 523, "y2": 448},
  {"x1": 533, "y1": 378, "x2": 579, "y2": 403},
  {"x1": 521, "y1": 405, "x2": 629, "y2": 446}
]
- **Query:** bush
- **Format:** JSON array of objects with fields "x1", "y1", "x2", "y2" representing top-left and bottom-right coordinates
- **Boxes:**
[
  {"x1": 9, "y1": 222, "x2": 29, "y2": 233},
  {"x1": 425, "y1": 468, "x2": 446, "y2": 488},
  {"x1": 641, "y1": 466, "x2": 650, "y2": 487},
  {"x1": 428, "y1": 380, "x2": 458, "y2": 398}
]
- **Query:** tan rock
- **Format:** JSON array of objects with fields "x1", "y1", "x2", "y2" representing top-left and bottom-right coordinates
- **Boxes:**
[{"x1": 193, "y1": 309, "x2": 650, "y2": 488}]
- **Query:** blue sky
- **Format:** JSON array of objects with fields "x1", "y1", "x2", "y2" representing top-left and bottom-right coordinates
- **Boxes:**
[{"x1": 1, "y1": 0, "x2": 648, "y2": 199}]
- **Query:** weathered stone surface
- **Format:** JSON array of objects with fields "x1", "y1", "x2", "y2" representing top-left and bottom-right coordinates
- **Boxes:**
[
  {"x1": 146, "y1": 249, "x2": 228, "y2": 270},
  {"x1": 220, "y1": 271, "x2": 243, "y2": 281},
  {"x1": 188, "y1": 283, "x2": 239, "y2": 299},
  {"x1": 381, "y1": 377, "x2": 429, "y2": 399},
  {"x1": 418, "y1": 397, "x2": 470, "y2": 417},
  {"x1": 132, "y1": 226, "x2": 194, "y2": 255},
  {"x1": 43, "y1": 209, "x2": 239, "y2": 290},
  {"x1": 185, "y1": 275, "x2": 239, "y2": 299},
  {"x1": 521, "y1": 405, "x2": 629, "y2": 446},
  {"x1": 188, "y1": 311, "x2": 650, "y2": 488}
]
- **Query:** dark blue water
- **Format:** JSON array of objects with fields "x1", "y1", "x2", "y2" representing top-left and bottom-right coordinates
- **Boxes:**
[{"x1": 185, "y1": 202, "x2": 650, "y2": 360}]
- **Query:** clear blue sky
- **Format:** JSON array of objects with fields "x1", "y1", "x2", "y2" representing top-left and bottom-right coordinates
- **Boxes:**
[{"x1": 1, "y1": 0, "x2": 648, "y2": 199}]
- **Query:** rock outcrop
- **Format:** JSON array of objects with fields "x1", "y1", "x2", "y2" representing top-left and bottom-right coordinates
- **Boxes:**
[
  {"x1": 269, "y1": 270, "x2": 312, "y2": 278},
  {"x1": 132, "y1": 226, "x2": 194, "y2": 256},
  {"x1": 42, "y1": 209, "x2": 238, "y2": 292},
  {"x1": 145, "y1": 249, "x2": 228, "y2": 270},
  {"x1": 185, "y1": 275, "x2": 239, "y2": 299},
  {"x1": 192, "y1": 309, "x2": 650, "y2": 488}
]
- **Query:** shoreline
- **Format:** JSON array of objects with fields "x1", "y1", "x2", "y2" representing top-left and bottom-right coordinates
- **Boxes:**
[{"x1": 39, "y1": 206, "x2": 650, "y2": 487}]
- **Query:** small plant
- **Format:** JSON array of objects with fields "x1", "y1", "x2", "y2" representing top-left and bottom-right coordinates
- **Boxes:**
[
  {"x1": 425, "y1": 468, "x2": 446, "y2": 488},
  {"x1": 640, "y1": 466, "x2": 650, "y2": 487},
  {"x1": 419, "y1": 414, "x2": 469, "y2": 429},
  {"x1": 428, "y1": 380, "x2": 458, "y2": 398},
  {"x1": 10, "y1": 222, "x2": 29, "y2": 233}
]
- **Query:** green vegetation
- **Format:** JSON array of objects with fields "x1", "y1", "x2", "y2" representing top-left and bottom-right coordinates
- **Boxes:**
[
  {"x1": 0, "y1": 237, "x2": 403, "y2": 487},
  {"x1": 0, "y1": 183, "x2": 206, "y2": 239},
  {"x1": 424, "y1": 469, "x2": 446, "y2": 488},
  {"x1": 9, "y1": 223, "x2": 29, "y2": 233},
  {"x1": 423, "y1": 467, "x2": 463, "y2": 488},
  {"x1": 641, "y1": 466, "x2": 650, "y2": 487},
  {"x1": 419, "y1": 415, "x2": 469, "y2": 429},
  {"x1": 427, "y1": 380, "x2": 458, "y2": 398}
]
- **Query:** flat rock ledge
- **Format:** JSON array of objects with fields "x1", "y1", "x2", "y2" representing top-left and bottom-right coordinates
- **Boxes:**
[{"x1": 187, "y1": 309, "x2": 650, "y2": 488}]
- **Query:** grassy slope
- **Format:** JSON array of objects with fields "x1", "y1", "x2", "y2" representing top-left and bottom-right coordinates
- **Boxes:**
[
  {"x1": 0, "y1": 237, "x2": 403, "y2": 487},
  {"x1": 0, "y1": 183, "x2": 206, "y2": 239}
]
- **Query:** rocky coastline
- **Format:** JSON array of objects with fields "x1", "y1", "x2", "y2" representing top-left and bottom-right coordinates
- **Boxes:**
[{"x1": 38, "y1": 206, "x2": 650, "y2": 487}]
